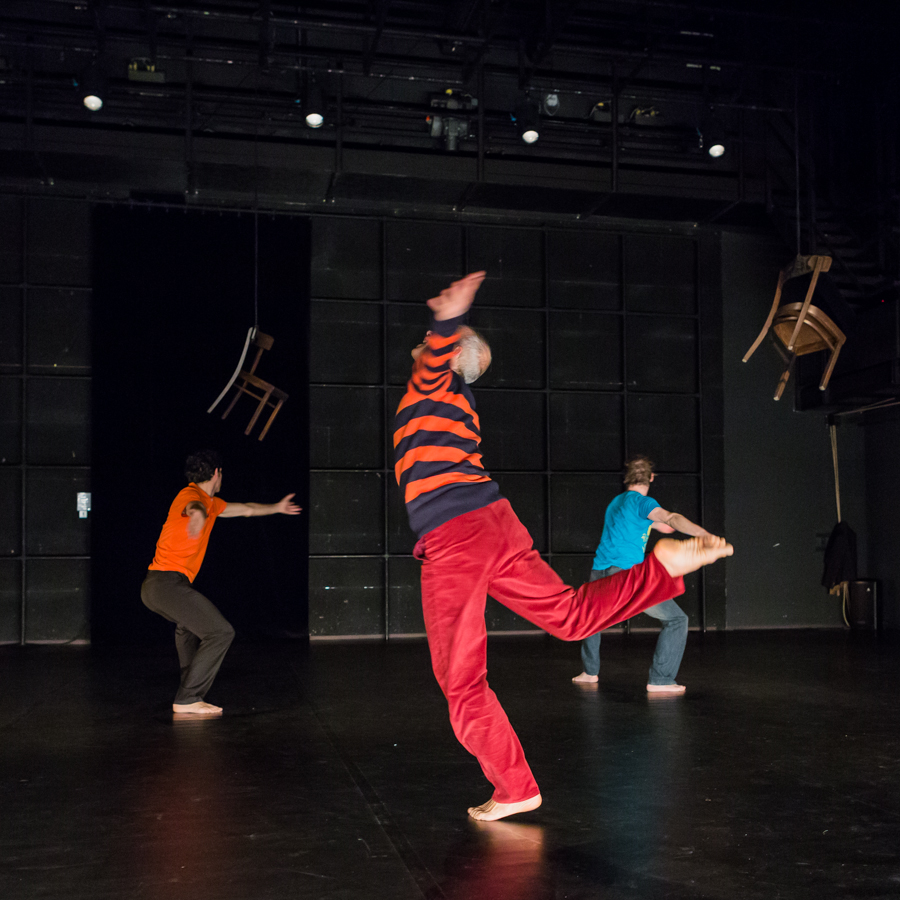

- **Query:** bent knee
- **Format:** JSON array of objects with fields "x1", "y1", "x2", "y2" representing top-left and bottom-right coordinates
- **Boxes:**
[{"x1": 209, "y1": 624, "x2": 235, "y2": 644}]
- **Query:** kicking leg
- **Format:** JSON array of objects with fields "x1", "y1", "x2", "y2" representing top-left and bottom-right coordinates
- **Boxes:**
[
  {"x1": 485, "y1": 510, "x2": 731, "y2": 642},
  {"x1": 653, "y1": 535, "x2": 733, "y2": 577}
]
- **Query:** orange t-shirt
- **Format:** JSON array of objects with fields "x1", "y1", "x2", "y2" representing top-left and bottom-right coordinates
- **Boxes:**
[{"x1": 148, "y1": 484, "x2": 228, "y2": 582}]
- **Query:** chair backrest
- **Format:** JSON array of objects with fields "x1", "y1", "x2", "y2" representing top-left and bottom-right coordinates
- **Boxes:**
[
  {"x1": 782, "y1": 253, "x2": 832, "y2": 281},
  {"x1": 244, "y1": 332, "x2": 274, "y2": 375}
]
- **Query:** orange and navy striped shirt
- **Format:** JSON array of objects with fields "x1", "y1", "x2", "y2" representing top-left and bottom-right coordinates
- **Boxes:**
[{"x1": 394, "y1": 314, "x2": 501, "y2": 537}]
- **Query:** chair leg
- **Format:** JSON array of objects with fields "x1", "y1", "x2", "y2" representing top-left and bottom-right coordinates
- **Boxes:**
[
  {"x1": 787, "y1": 260, "x2": 825, "y2": 351},
  {"x1": 257, "y1": 398, "x2": 285, "y2": 441},
  {"x1": 819, "y1": 342, "x2": 844, "y2": 390},
  {"x1": 244, "y1": 389, "x2": 273, "y2": 436},
  {"x1": 774, "y1": 353, "x2": 796, "y2": 401},
  {"x1": 221, "y1": 385, "x2": 243, "y2": 420},
  {"x1": 743, "y1": 274, "x2": 786, "y2": 363}
]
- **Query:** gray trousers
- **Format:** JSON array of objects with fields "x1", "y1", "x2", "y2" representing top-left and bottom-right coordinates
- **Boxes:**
[
  {"x1": 141, "y1": 570, "x2": 235, "y2": 705},
  {"x1": 580, "y1": 566, "x2": 688, "y2": 684}
]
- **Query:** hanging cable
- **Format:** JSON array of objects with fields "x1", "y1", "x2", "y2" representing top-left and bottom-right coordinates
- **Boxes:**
[
  {"x1": 793, "y1": 74, "x2": 801, "y2": 256},
  {"x1": 252, "y1": 124, "x2": 260, "y2": 335},
  {"x1": 830, "y1": 423, "x2": 841, "y2": 524},
  {"x1": 253, "y1": 208, "x2": 259, "y2": 334},
  {"x1": 830, "y1": 422, "x2": 851, "y2": 626}
]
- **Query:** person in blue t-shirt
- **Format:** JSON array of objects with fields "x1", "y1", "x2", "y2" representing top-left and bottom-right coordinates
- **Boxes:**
[{"x1": 572, "y1": 455, "x2": 716, "y2": 694}]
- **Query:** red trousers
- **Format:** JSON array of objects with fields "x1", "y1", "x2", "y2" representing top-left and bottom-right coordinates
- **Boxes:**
[{"x1": 416, "y1": 498, "x2": 684, "y2": 804}]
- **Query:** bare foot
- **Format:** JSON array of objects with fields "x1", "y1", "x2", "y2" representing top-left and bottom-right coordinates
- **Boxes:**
[
  {"x1": 172, "y1": 701, "x2": 222, "y2": 716},
  {"x1": 572, "y1": 672, "x2": 599, "y2": 684},
  {"x1": 653, "y1": 535, "x2": 733, "y2": 578},
  {"x1": 468, "y1": 794, "x2": 542, "y2": 821},
  {"x1": 647, "y1": 683, "x2": 686, "y2": 694}
]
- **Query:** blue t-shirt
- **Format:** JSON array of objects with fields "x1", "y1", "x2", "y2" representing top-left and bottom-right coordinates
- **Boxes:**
[{"x1": 591, "y1": 491, "x2": 661, "y2": 571}]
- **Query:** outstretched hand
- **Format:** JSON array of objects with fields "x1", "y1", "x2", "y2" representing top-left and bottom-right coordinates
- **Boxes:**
[
  {"x1": 426, "y1": 271, "x2": 486, "y2": 321},
  {"x1": 277, "y1": 493, "x2": 302, "y2": 515}
]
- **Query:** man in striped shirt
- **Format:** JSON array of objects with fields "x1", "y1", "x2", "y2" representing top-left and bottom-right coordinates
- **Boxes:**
[{"x1": 395, "y1": 271, "x2": 733, "y2": 821}]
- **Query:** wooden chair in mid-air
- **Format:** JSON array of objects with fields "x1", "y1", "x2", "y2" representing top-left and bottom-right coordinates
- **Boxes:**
[
  {"x1": 208, "y1": 329, "x2": 288, "y2": 440},
  {"x1": 742, "y1": 254, "x2": 847, "y2": 401}
]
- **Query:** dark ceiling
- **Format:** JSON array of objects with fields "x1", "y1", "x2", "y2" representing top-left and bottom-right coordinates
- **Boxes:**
[
  {"x1": 0, "y1": 1, "x2": 878, "y2": 155},
  {"x1": 0, "y1": 2, "x2": 897, "y2": 409},
  {"x1": 0, "y1": 2, "x2": 893, "y2": 241}
]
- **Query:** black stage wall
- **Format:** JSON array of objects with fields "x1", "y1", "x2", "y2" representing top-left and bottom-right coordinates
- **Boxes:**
[
  {"x1": 307, "y1": 218, "x2": 725, "y2": 638},
  {"x1": 91, "y1": 207, "x2": 310, "y2": 645},
  {"x1": 1, "y1": 195, "x2": 885, "y2": 645},
  {"x1": 722, "y1": 230, "x2": 867, "y2": 629}
]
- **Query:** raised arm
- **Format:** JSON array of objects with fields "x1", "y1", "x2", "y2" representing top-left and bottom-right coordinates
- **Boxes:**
[
  {"x1": 648, "y1": 506, "x2": 711, "y2": 538},
  {"x1": 408, "y1": 271, "x2": 488, "y2": 388},
  {"x1": 219, "y1": 493, "x2": 302, "y2": 518},
  {"x1": 427, "y1": 271, "x2": 486, "y2": 320}
]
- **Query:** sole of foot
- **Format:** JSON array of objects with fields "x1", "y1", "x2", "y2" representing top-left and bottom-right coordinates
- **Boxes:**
[
  {"x1": 172, "y1": 701, "x2": 223, "y2": 717},
  {"x1": 646, "y1": 683, "x2": 686, "y2": 694},
  {"x1": 467, "y1": 794, "x2": 542, "y2": 822},
  {"x1": 653, "y1": 535, "x2": 733, "y2": 578},
  {"x1": 572, "y1": 672, "x2": 599, "y2": 684}
]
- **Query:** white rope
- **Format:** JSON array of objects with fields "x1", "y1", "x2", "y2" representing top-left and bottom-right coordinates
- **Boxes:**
[
  {"x1": 207, "y1": 326, "x2": 257, "y2": 413},
  {"x1": 830, "y1": 423, "x2": 841, "y2": 524}
]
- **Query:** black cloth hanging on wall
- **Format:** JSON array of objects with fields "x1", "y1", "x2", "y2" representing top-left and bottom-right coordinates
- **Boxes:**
[{"x1": 821, "y1": 521, "x2": 857, "y2": 591}]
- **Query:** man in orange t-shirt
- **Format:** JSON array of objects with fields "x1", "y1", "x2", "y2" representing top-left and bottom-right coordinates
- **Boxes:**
[{"x1": 141, "y1": 449, "x2": 301, "y2": 716}]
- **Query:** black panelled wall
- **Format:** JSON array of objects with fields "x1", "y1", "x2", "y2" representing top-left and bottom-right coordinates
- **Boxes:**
[
  {"x1": 308, "y1": 217, "x2": 724, "y2": 639},
  {"x1": 0, "y1": 197, "x2": 93, "y2": 644},
  {"x1": 1, "y1": 201, "x2": 724, "y2": 645}
]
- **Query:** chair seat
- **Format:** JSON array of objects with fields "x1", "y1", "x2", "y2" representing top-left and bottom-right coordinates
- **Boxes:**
[
  {"x1": 235, "y1": 370, "x2": 288, "y2": 400},
  {"x1": 772, "y1": 302, "x2": 842, "y2": 356}
]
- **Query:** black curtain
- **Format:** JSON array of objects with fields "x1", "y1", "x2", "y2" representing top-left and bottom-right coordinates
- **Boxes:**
[{"x1": 91, "y1": 206, "x2": 310, "y2": 645}]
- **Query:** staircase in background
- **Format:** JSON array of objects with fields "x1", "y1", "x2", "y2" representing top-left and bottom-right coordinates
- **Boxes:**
[{"x1": 761, "y1": 108, "x2": 900, "y2": 410}]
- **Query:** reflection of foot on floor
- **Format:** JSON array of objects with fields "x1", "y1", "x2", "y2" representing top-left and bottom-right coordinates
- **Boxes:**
[
  {"x1": 647, "y1": 683, "x2": 686, "y2": 695},
  {"x1": 468, "y1": 794, "x2": 542, "y2": 822},
  {"x1": 572, "y1": 672, "x2": 598, "y2": 684},
  {"x1": 471, "y1": 819, "x2": 545, "y2": 847},
  {"x1": 172, "y1": 701, "x2": 223, "y2": 717},
  {"x1": 653, "y1": 535, "x2": 733, "y2": 577}
]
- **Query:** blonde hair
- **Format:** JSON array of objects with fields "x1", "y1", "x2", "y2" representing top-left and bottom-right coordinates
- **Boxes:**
[{"x1": 623, "y1": 455, "x2": 654, "y2": 486}]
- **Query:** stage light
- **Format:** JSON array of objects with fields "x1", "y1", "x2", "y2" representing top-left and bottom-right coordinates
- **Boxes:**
[
  {"x1": 708, "y1": 135, "x2": 725, "y2": 157},
  {"x1": 79, "y1": 61, "x2": 107, "y2": 111},
  {"x1": 127, "y1": 58, "x2": 165, "y2": 84},
  {"x1": 305, "y1": 82, "x2": 325, "y2": 129},
  {"x1": 700, "y1": 118, "x2": 726, "y2": 158},
  {"x1": 514, "y1": 96, "x2": 540, "y2": 144}
]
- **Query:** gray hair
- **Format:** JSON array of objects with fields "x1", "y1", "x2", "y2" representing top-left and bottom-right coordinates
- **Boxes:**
[{"x1": 457, "y1": 329, "x2": 491, "y2": 384}]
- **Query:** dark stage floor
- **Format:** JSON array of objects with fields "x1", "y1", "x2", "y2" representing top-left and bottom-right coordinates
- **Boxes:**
[{"x1": 1, "y1": 630, "x2": 899, "y2": 900}]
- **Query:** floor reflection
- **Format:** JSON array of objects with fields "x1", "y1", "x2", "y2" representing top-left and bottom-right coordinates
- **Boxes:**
[
  {"x1": 132, "y1": 716, "x2": 235, "y2": 900},
  {"x1": 438, "y1": 820, "x2": 552, "y2": 900}
]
